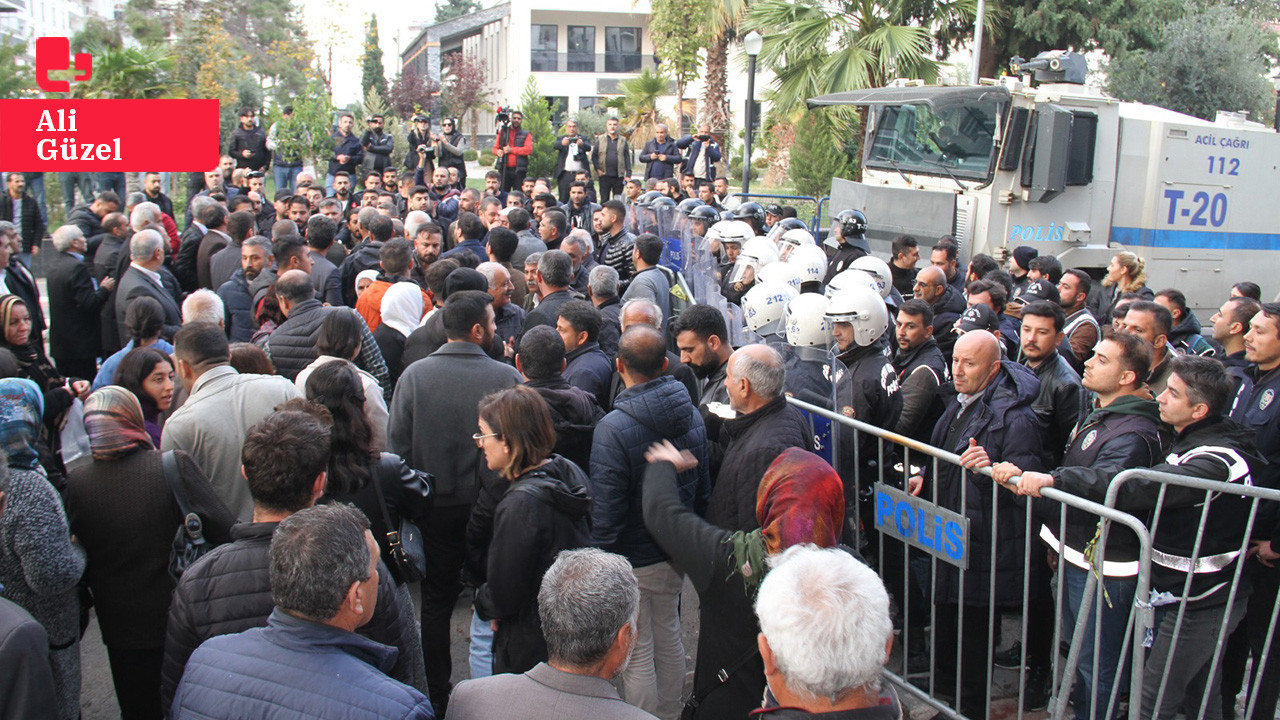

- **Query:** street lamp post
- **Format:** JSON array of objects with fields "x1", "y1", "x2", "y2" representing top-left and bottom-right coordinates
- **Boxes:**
[{"x1": 742, "y1": 30, "x2": 763, "y2": 195}]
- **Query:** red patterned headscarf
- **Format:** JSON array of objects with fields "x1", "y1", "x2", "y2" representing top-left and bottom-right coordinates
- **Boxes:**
[
  {"x1": 755, "y1": 447, "x2": 844, "y2": 554},
  {"x1": 83, "y1": 386, "x2": 154, "y2": 461}
]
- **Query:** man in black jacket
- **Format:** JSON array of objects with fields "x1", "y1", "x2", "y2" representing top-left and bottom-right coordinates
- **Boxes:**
[
  {"x1": 1, "y1": 173, "x2": 47, "y2": 266},
  {"x1": 46, "y1": 225, "x2": 115, "y2": 379},
  {"x1": 326, "y1": 113, "x2": 364, "y2": 195},
  {"x1": 995, "y1": 328, "x2": 1169, "y2": 720},
  {"x1": 140, "y1": 172, "x2": 174, "y2": 220},
  {"x1": 161, "y1": 410, "x2": 418, "y2": 714},
  {"x1": 553, "y1": 119, "x2": 592, "y2": 203},
  {"x1": 519, "y1": 250, "x2": 575, "y2": 340},
  {"x1": 914, "y1": 266, "x2": 966, "y2": 361},
  {"x1": 515, "y1": 325, "x2": 603, "y2": 472},
  {"x1": 360, "y1": 115, "x2": 394, "y2": 173},
  {"x1": 640, "y1": 123, "x2": 679, "y2": 181},
  {"x1": 0, "y1": 222, "x2": 46, "y2": 344},
  {"x1": 228, "y1": 108, "x2": 269, "y2": 171},
  {"x1": 892, "y1": 299, "x2": 948, "y2": 441},
  {"x1": 1019, "y1": 301, "x2": 1083, "y2": 464}
]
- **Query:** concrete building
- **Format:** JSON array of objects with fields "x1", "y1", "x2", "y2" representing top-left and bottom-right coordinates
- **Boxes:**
[
  {"x1": 401, "y1": 0, "x2": 770, "y2": 139},
  {"x1": 0, "y1": 0, "x2": 117, "y2": 60}
]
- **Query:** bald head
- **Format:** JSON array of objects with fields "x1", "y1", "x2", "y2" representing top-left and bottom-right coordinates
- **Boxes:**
[
  {"x1": 914, "y1": 265, "x2": 947, "y2": 304},
  {"x1": 621, "y1": 299, "x2": 663, "y2": 330},
  {"x1": 952, "y1": 329, "x2": 1001, "y2": 395},
  {"x1": 617, "y1": 325, "x2": 668, "y2": 383}
]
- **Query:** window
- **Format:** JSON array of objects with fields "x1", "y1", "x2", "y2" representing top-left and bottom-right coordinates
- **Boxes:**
[
  {"x1": 579, "y1": 96, "x2": 604, "y2": 111},
  {"x1": 605, "y1": 27, "x2": 641, "y2": 72},
  {"x1": 531, "y1": 24, "x2": 557, "y2": 72},
  {"x1": 545, "y1": 97, "x2": 570, "y2": 127},
  {"x1": 864, "y1": 99, "x2": 1001, "y2": 182},
  {"x1": 567, "y1": 26, "x2": 595, "y2": 72}
]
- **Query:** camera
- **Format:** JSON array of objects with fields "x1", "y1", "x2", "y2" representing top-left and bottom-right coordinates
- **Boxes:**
[
  {"x1": 495, "y1": 106, "x2": 510, "y2": 125},
  {"x1": 412, "y1": 114, "x2": 429, "y2": 123},
  {"x1": 246, "y1": 170, "x2": 264, "y2": 179}
]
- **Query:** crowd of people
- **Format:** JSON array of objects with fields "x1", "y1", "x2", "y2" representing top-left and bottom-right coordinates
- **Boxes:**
[{"x1": 0, "y1": 107, "x2": 1278, "y2": 720}]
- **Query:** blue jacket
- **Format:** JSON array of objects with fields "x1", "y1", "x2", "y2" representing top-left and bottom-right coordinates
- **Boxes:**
[
  {"x1": 172, "y1": 608, "x2": 433, "y2": 720},
  {"x1": 675, "y1": 135, "x2": 722, "y2": 180},
  {"x1": 216, "y1": 269, "x2": 257, "y2": 343},
  {"x1": 589, "y1": 375, "x2": 710, "y2": 567},
  {"x1": 563, "y1": 341, "x2": 613, "y2": 410}
]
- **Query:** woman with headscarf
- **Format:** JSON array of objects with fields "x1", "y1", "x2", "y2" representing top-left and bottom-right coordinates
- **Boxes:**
[
  {"x1": 374, "y1": 281, "x2": 426, "y2": 386},
  {"x1": 0, "y1": 294, "x2": 88, "y2": 452},
  {"x1": 63, "y1": 386, "x2": 235, "y2": 720},
  {"x1": 642, "y1": 444, "x2": 848, "y2": 720},
  {"x1": 0, "y1": 378, "x2": 86, "y2": 719}
]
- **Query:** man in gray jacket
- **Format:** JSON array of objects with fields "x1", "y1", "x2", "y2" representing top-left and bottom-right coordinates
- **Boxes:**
[
  {"x1": 447, "y1": 548, "x2": 656, "y2": 720},
  {"x1": 387, "y1": 290, "x2": 522, "y2": 714},
  {"x1": 620, "y1": 234, "x2": 670, "y2": 332}
]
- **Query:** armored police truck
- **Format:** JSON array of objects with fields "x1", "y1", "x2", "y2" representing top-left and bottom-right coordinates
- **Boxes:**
[{"x1": 812, "y1": 50, "x2": 1280, "y2": 312}]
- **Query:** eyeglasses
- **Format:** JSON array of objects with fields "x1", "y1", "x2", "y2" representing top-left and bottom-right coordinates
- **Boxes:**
[
  {"x1": 472, "y1": 431, "x2": 500, "y2": 445},
  {"x1": 442, "y1": 122, "x2": 453, "y2": 127}
]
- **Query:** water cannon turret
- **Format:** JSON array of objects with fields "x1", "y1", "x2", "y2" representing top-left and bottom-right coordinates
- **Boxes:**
[{"x1": 1009, "y1": 50, "x2": 1087, "y2": 85}]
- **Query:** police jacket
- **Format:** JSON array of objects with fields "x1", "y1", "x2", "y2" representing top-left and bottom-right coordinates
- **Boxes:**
[
  {"x1": 1230, "y1": 363, "x2": 1280, "y2": 543},
  {"x1": 927, "y1": 361, "x2": 1045, "y2": 606},
  {"x1": 1048, "y1": 395, "x2": 1171, "y2": 573},
  {"x1": 822, "y1": 242, "x2": 867, "y2": 285},
  {"x1": 161, "y1": 522, "x2": 416, "y2": 714},
  {"x1": 835, "y1": 342, "x2": 902, "y2": 487},
  {"x1": 360, "y1": 129, "x2": 394, "y2": 172},
  {"x1": 589, "y1": 375, "x2": 710, "y2": 567},
  {"x1": 1023, "y1": 350, "x2": 1084, "y2": 465},
  {"x1": 893, "y1": 338, "x2": 948, "y2": 441},
  {"x1": 708, "y1": 395, "x2": 814, "y2": 532},
  {"x1": 1061, "y1": 416, "x2": 1262, "y2": 606}
]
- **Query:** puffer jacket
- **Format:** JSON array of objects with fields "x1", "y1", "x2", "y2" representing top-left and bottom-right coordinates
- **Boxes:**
[
  {"x1": 708, "y1": 395, "x2": 814, "y2": 532},
  {"x1": 475, "y1": 456, "x2": 592, "y2": 674},
  {"x1": 1168, "y1": 311, "x2": 1217, "y2": 357},
  {"x1": 263, "y1": 300, "x2": 391, "y2": 397},
  {"x1": 1023, "y1": 350, "x2": 1084, "y2": 464},
  {"x1": 928, "y1": 361, "x2": 1045, "y2": 606},
  {"x1": 160, "y1": 521, "x2": 416, "y2": 715},
  {"x1": 171, "y1": 608, "x2": 432, "y2": 720},
  {"x1": 589, "y1": 375, "x2": 710, "y2": 567},
  {"x1": 526, "y1": 376, "x2": 604, "y2": 472},
  {"x1": 339, "y1": 241, "x2": 385, "y2": 307}
]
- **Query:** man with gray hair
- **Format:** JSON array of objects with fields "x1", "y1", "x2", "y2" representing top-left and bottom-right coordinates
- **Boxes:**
[
  {"x1": 708, "y1": 344, "x2": 813, "y2": 531},
  {"x1": 447, "y1": 548, "x2": 655, "y2": 720},
  {"x1": 520, "y1": 249, "x2": 576, "y2": 340},
  {"x1": 182, "y1": 289, "x2": 225, "y2": 327},
  {"x1": 477, "y1": 261, "x2": 526, "y2": 348},
  {"x1": 753, "y1": 546, "x2": 898, "y2": 718},
  {"x1": 115, "y1": 229, "x2": 181, "y2": 342},
  {"x1": 588, "y1": 264, "x2": 622, "y2": 360},
  {"x1": 129, "y1": 200, "x2": 162, "y2": 233},
  {"x1": 562, "y1": 230, "x2": 598, "y2": 296},
  {"x1": 47, "y1": 224, "x2": 116, "y2": 378}
]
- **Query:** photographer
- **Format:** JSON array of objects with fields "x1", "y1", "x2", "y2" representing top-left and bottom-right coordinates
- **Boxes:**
[
  {"x1": 406, "y1": 114, "x2": 434, "y2": 174},
  {"x1": 554, "y1": 119, "x2": 593, "y2": 204},
  {"x1": 675, "y1": 123, "x2": 722, "y2": 187},
  {"x1": 493, "y1": 110, "x2": 533, "y2": 193},
  {"x1": 435, "y1": 117, "x2": 468, "y2": 189},
  {"x1": 360, "y1": 114, "x2": 395, "y2": 174}
]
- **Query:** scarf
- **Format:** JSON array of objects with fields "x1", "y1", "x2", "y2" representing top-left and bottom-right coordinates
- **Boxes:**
[
  {"x1": 0, "y1": 377, "x2": 44, "y2": 469},
  {"x1": 380, "y1": 282, "x2": 425, "y2": 338},
  {"x1": 84, "y1": 386, "x2": 154, "y2": 461},
  {"x1": 730, "y1": 447, "x2": 845, "y2": 592},
  {"x1": 0, "y1": 295, "x2": 62, "y2": 392}
]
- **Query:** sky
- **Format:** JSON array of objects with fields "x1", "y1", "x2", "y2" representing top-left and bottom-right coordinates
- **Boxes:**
[{"x1": 300, "y1": 0, "x2": 441, "y2": 107}]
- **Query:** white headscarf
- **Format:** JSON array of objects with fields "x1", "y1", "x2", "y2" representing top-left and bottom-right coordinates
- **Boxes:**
[{"x1": 380, "y1": 282, "x2": 425, "y2": 338}]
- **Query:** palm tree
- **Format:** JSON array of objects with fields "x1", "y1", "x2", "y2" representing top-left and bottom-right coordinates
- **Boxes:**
[
  {"x1": 70, "y1": 44, "x2": 182, "y2": 99},
  {"x1": 743, "y1": 0, "x2": 977, "y2": 113},
  {"x1": 603, "y1": 69, "x2": 673, "y2": 145},
  {"x1": 698, "y1": 0, "x2": 748, "y2": 134}
]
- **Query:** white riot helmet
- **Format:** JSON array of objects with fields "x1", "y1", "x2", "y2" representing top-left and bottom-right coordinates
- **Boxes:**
[
  {"x1": 850, "y1": 255, "x2": 892, "y2": 298},
  {"x1": 825, "y1": 285, "x2": 889, "y2": 348},
  {"x1": 756, "y1": 261, "x2": 803, "y2": 291},
  {"x1": 784, "y1": 293, "x2": 834, "y2": 348},
  {"x1": 825, "y1": 268, "x2": 881, "y2": 299},
  {"x1": 742, "y1": 281, "x2": 799, "y2": 336},
  {"x1": 729, "y1": 236, "x2": 782, "y2": 284},
  {"x1": 786, "y1": 244, "x2": 829, "y2": 285},
  {"x1": 709, "y1": 219, "x2": 754, "y2": 247},
  {"x1": 776, "y1": 228, "x2": 816, "y2": 261}
]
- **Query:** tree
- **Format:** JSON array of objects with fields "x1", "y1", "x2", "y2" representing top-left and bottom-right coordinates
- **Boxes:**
[
  {"x1": 789, "y1": 108, "x2": 858, "y2": 198},
  {"x1": 650, "y1": 0, "x2": 714, "y2": 134},
  {"x1": 743, "y1": 0, "x2": 974, "y2": 115},
  {"x1": 388, "y1": 69, "x2": 441, "y2": 119},
  {"x1": 121, "y1": 0, "x2": 173, "y2": 46},
  {"x1": 1107, "y1": 4, "x2": 1276, "y2": 122},
  {"x1": 603, "y1": 69, "x2": 673, "y2": 146},
  {"x1": 440, "y1": 51, "x2": 493, "y2": 149},
  {"x1": 435, "y1": 0, "x2": 481, "y2": 23},
  {"x1": 261, "y1": 79, "x2": 336, "y2": 170},
  {"x1": 519, "y1": 76, "x2": 557, "y2": 179},
  {"x1": 698, "y1": 0, "x2": 749, "y2": 133},
  {"x1": 361, "y1": 15, "x2": 388, "y2": 103},
  {"x1": 0, "y1": 37, "x2": 34, "y2": 99},
  {"x1": 70, "y1": 43, "x2": 182, "y2": 99}
]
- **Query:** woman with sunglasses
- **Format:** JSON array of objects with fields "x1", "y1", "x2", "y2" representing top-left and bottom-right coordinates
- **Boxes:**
[{"x1": 435, "y1": 117, "x2": 468, "y2": 189}]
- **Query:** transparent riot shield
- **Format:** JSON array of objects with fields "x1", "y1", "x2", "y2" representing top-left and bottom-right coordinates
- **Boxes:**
[{"x1": 654, "y1": 204, "x2": 686, "y2": 272}]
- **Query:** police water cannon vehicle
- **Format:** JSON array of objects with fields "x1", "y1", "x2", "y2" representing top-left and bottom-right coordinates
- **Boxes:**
[{"x1": 811, "y1": 49, "x2": 1280, "y2": 312}]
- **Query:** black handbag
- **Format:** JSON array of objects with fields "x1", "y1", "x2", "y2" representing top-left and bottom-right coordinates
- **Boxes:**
[
  {"x1": 160, "y1": 450, "x2": 210, "y2": 583},
  {"x1": 370, "y1": 462, "x2": 428, "y2": 584}
]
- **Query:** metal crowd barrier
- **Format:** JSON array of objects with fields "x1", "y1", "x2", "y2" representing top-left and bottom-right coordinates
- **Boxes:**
[
  {"x1": 728, "y1": 192, "x2": 830, "y2": 235},
  {"x1": 785, "y1": 396, "x2": 1280, "y2": 720}
]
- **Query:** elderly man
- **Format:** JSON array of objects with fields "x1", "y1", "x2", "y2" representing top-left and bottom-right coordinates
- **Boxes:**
[
  {"x1": 708, "y1": 344, "x2": 814, "y2": 532},
  {"x1": 47, "y1": 225, "x2": 115, "y2": 379},
  {"x1": 561, "y1": 231, "x2": 597, "y2": 296},
  {"x1": 520, "y1": 250, "x2": 576, "y2": 339},
  {"x1": 589, "y1": 326, "x2": 708, "y2": 719},
  {"x1": 641, "y1": 124, "x2": 680, "y2": 181},
  {"x1": 171, "y1": 500, "x2": 431, "y2": 719},
  {"x1": 478, "y1": 261, "x2": 526, "y2": 350},
  {"x1": 753, "y1": 546, "x2": 899, "y2": 719},
  {"x1": 115, "y1": 229, "x2": 182, "y2": 342},
  {"x1": 181, "y1": 289, "x2": 225, "y2": 327},
  {"x1": 912, "y1": 265, "x2": 966, "y2": 361},
  {"x1": 675, "y1": 124, "x2": 722, "y2": 187},
  {"x1": 588, "y1": 265, "x2": 622, "y2": 360},
  {"x1": 448, "y1": 549, "x2": 654, "y2": 720},
  {"x1": 908, "y1": 330, "x2": 1044, "y2": 716}
]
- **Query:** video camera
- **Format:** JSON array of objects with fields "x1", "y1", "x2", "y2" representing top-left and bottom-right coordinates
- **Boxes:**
[{"x1": 495, "y1": 106, "x2": 510, "y2": 126}]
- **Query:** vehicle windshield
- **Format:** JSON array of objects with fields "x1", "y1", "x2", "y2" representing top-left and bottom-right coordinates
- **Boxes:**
[{"x1": 864, "y1": 100, "x2": 1000, "y2": 182}]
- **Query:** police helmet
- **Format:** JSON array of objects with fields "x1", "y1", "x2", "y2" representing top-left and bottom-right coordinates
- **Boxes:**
[
  {"x1": 729, "y1": 236, "x2": 782, "y2": 284},
  {"x1": 637, "y1": 191, "x2": 664, "y2": 207},
  {"x1": 850, "y1": 255, "x2": 892, "y2": 299},
  {"x1": 757, "y1": 261, "x2": 803, "y2": 291},
  {"x1": 825, "y1": 285, "x2": 889, "y2": 347},
  {"x1": 742, "y1": 281, "x2": 800, "y2": 336},
  {"x1": 765, "y1": 217, "x2": 809, "y2": 245},
  {"x1": 825, "y1": 268, "x2": 881, "y2": 299},
  {"x1": 734, "y1": 202, "x2": 767, "y2": 231},
  {"x1": 650, "y1": 196, "x2": 677, "y2": 209},
  {"x1": 689, "y1": 205, "x2": 721, "y2": 223},
  {"x1": 677, "y1": 198, "x2": 706, "y2": 216},
  {"x1": 776, "y1": 228, "x2": 817, "y2": 261},
  {"x1": 836, "y1": 209, "x2": 868, "y2": 238},
  {"x1": 786, "y1": 244, "x2": 829, "y2": 285},
  {"x1": 784, "y1": 293, "x2": 835, "y2": 348},
  {"x1": 710, "y1": 220, "x2": 754, "y2": 247}
]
